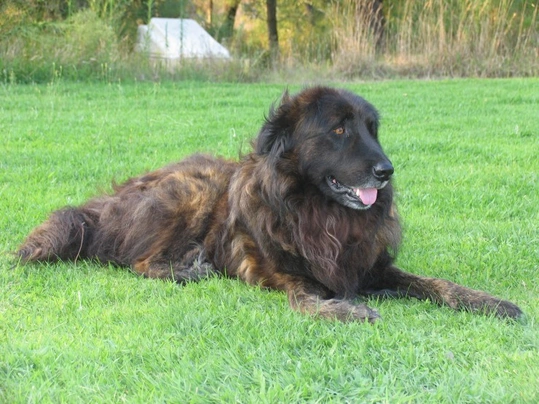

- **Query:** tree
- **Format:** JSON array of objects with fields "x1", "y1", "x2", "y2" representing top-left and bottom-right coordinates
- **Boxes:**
[
  {"x1": 221, "y1": 0, "x2": 242, "y2": 40},
  {"x1": 368, "y1": 0, "x2": 385, "y2": 50},
  {"x1": 266, "y1": 0, "x2": 278, "y2": 62}
]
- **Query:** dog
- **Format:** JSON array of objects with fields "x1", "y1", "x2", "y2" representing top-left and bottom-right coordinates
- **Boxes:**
[{"x1": 18, "y1": 86, "x2": 522, "y2": 322}]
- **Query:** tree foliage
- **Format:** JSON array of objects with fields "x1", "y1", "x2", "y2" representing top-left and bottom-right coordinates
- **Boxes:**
[{"x1": 0, "y1": 0, "x2": 536, "y2": 81}]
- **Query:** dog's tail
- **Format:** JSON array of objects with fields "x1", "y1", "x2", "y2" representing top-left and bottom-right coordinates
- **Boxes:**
[{"x1": 18, "y1": 207, "x2": 97, "y2": 263}]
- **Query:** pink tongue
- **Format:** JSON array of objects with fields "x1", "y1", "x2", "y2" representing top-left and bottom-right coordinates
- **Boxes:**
[{"x1": 357, "y1": 188, "x2": 378, "y2": 205}]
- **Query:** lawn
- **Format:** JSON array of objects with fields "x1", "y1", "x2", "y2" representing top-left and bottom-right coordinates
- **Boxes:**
[{"x1": 1, "y1": 79, "x2": 537, "y2": 403}]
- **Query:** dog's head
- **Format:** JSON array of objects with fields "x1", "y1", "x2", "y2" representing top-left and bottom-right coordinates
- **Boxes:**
[{"x1": 255, "y1": 86, "x2": 393, "y2": 210}]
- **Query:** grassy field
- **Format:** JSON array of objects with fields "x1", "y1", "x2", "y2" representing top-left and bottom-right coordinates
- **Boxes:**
[{"x1": 1, "y1": 79, "x2": 537, "y2": 403}]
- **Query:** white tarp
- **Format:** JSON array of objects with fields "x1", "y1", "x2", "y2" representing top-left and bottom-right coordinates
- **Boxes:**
[{"x1": 136, "y1": 18, "x2": 230, "y2": 59}]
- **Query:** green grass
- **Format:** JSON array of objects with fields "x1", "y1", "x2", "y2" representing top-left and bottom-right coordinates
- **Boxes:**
[{"x1": 1, "y1": 79, "x2": 538, "y2": 403}]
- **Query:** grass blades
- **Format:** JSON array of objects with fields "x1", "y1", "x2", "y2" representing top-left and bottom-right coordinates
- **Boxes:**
[{"x1": 1, "y1": 79, "x2": 538, "y2": 403}]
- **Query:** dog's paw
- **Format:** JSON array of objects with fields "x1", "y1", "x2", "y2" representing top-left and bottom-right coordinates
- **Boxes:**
[
  {"x1": 349, "y1": 303, "x2": 381, "y2": 323},
  {"x1": 492, "y1": 299, "x2": 523, "y2": 320},
  {"x1": 319, "y1": 299, "x2": 381, "y2": 323},
  {"x1": 464, "y1": 295, "x2": 523, "y2": 320}
]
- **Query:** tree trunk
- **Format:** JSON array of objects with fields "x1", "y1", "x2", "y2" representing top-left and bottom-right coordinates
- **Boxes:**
[
  {"x1": 266, "y1": 0, "x2": 279, "y2": 64},
  {"x1": 207, "y1": 0, "x2": 213, "y2": 27},
  {"x1": 221, "y1": 0, "x2": 241, "y2": 40},
  {"x1": 368, "y1": 0, "x2": 385, "y2": 50}
]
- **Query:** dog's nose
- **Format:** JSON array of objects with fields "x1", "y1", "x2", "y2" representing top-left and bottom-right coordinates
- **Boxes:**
[{"x1": 373, "y1": 162, "x2": 394, "y2": 181}]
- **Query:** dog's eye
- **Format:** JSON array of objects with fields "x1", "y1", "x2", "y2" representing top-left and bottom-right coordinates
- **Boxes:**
[{"x1": 333, "y1": 126, "x2": 345, "y2": 135}]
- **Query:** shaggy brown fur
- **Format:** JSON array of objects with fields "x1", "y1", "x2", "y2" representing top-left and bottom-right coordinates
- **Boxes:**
[{"x1": 18, "y1": 86, "x2": 522, "y2": 322}]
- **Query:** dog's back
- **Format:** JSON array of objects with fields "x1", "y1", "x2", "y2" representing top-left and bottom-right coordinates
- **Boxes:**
[{"x1": 18, "y1": 154, "x2": 237, "y2": 270}]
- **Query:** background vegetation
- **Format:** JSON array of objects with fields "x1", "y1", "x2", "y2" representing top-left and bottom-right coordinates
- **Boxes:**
[
  {"x1": 1, "y1": 79, "x2": 538, "y2": 402},
  {"x1": 0, "y1": 0, "x2": 537, "y2": 83}
]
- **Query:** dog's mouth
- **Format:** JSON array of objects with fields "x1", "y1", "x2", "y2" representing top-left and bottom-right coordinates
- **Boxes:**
[{"x1": 326, "y1": 175, "x2": 380, "y2": 208}]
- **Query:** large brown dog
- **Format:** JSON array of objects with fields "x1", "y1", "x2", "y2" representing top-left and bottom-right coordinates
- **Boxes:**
[{"x1": 18, "y1": 87, "x2": 522, "y2": 322}]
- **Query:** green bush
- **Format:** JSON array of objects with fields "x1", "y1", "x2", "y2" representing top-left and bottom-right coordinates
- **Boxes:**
[{"x1": 1, "y1": 9, "x2": 123, "y2": 83}]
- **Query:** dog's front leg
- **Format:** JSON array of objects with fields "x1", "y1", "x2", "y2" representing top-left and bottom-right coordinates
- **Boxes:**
[
  {"x1": 363, "y1": 265, "x2": 522, "y2": 319},
  {"x1": 226, "y1": 233, "x2": 380, "y2": 322},
  {"x1": 284, "y1": 276, "x2": 381, "y2": 323},
  {"x1": 236, "y1": 257, "x2": 381, "y2": 322}
]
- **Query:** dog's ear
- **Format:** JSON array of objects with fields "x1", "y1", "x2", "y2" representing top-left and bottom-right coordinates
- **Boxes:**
[
  {"x1": 365, "y1": 105, "x2": 380, "y2": 139},
  {"x1": 255, "y1": 90, "x2": 295, "y2": 159},
  {"x1": 367, "y1": 116, "x2": 379, "y2": 139}
]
